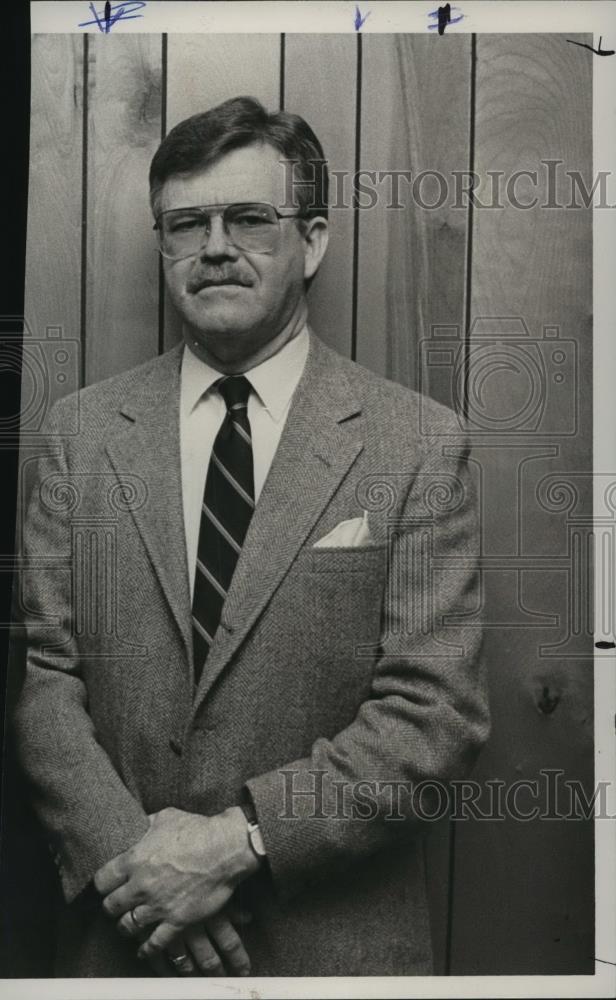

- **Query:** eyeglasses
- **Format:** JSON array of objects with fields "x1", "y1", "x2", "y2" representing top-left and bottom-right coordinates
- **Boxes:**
[{"x1": 153, "y1": 202, "x2": 304, "y2": 260}]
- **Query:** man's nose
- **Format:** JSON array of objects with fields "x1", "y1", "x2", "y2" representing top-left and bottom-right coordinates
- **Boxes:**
[{"x1": 198, "y1": 215, "x2": 239, "y2": 259}]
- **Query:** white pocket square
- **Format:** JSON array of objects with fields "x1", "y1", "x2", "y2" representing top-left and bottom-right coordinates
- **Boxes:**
[{"x1": 313, "y1": 513, "x2": 373, "y2": 548}]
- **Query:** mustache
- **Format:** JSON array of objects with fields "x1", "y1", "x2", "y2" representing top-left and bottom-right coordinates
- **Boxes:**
[{"x1": 187, "y1": 270, "x2": 252, "y2": 293}]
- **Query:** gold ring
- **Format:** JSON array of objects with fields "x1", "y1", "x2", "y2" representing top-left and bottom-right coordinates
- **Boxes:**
[
  {"x1": 170, "y1": 953, "x2": 190, "y2": 966},
  {"x1": 129, "y1": 908, "x2": 144, "y2": 930}
]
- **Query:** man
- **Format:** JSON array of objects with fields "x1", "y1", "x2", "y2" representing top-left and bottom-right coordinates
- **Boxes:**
[{"x1": 13, "y1": 96, "x2": 489, "y2": 978}]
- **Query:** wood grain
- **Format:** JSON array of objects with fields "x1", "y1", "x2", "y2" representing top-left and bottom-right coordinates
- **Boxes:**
[
  {"x1": 451, "y1": 33, "x2": 593, "y2": 974},
  {"x1": 163, "y1": 34, "x2": 281, "y2": 350},
  {"x1": 284, "y1": 34, "x2": 357, "y2": 358},
  {"x1": 356, "y1": 33, "x2": 473, "y2": 974},
  {"x1": 356, "y1": 35, "x2": 472, "y2": 393},
  {"x1": 24, "y1": 35, "x2": 82, "y2": 407},
  {"x1": 166, "y1": 34, "x2": 281, "y2": 130},
  {"x1": 84, "y1": 36, "x2": 162, "y2": 384}
]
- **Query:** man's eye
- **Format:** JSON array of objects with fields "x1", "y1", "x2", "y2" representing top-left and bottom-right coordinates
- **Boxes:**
[
  {"x1": 168, "y1": 216, "x2": 202, "y2": 233},
  {"x1": 233, "y1": 212, "x2": 271, "y2": 228}
]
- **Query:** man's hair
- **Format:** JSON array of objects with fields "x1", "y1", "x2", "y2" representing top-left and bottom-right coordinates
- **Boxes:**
[{"x1": 149, "y1": 95, "x2": 329, "y2": 220}]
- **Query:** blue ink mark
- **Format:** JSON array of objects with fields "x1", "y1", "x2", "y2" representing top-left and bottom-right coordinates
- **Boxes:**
[
  {"x1": 567, "y1": 35, "x2": 614, "y2": 56},
  {"x1": 354, "y1": 5, "x2": 370, "y2": 31},
  {"x1": 428, "y1": 4, "x2": 464, "y2": 34},
  {"x1": 78, "y1": 1, "x2": 146, "y2": 33}
]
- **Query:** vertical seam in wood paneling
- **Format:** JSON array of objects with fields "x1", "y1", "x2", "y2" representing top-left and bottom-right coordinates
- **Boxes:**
[
  {"x1": 161, "y1": 35, "x2": 167, "y2": 148},
  {"x1": 461, "y1": 32, "x2": 477, "y2": 423},
  {"x1": 350, "y1": 33, "x2": 362, "y2": 362},
  {"x1": 279, "y1": 34, "x2": 285, "y2": 110},
  {"x1": 446, "y1": 31, "x2": 477, "y2": 977},
  {"x1": 158, "y1": 33, "x2": 168, "y2": 357},
  {"x1": 444, "y1": 820, "x2": 456, "y2": 974},
  {"x1": 79, "y1": 34, "x2": 89, "y2": 388}
]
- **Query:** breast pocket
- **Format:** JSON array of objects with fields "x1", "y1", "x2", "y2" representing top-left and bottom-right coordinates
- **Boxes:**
[{"x1": 291, "y1": 542, "x2": 389, "y2": 656}]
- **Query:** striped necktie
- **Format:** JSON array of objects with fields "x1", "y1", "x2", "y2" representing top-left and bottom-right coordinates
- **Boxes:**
[{"x1": 192, "y1": 374, "x2": 255, "y2": 685}]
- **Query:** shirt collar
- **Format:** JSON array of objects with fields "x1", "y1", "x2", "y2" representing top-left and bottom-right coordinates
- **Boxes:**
[{"x1": 181, "y1": 324, "x2": 310, "y2": 423}]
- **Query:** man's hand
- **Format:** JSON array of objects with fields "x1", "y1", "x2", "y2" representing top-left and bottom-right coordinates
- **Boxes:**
[
  {"x1": 131, "y1": 900, "x2": 253, "y2": 977},
  {"x1": 163, "y1": 911, "x2": 252, "y2": 977},
  {"x1": 123, "y1": 902, "x2": 253, "y2": 977},
  {"x1": 94, "y1": 806, "x2": 260, "y2": 958}
]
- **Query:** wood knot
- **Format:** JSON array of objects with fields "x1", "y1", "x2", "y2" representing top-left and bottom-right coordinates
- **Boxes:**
[{"x1": 537, "y1": 685, "x2": 560, "y2": 715}]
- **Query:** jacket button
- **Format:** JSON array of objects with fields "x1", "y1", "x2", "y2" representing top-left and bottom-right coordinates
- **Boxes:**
[{"x1": 169, "y1": 737, "x2": 183, "y2": 756}]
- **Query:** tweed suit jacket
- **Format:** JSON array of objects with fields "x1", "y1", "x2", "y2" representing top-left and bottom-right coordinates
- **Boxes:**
[{"x1": 13, "y1": 330, "x2": 490, "y2": 977}]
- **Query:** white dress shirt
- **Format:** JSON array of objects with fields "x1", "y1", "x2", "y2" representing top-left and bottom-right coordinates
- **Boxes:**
[{"x1": 180, "y1": 326, "x2": 310, "y2": 597}]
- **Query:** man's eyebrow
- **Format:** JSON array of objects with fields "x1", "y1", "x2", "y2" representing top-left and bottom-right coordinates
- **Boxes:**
[{"x1": 160, "y1": 202, "x2": 271, "y2": 213}]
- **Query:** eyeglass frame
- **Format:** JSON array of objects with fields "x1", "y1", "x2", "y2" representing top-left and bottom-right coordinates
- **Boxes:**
[{"x1": 152, "y1": 201, "x2": 308, "y2": 260}]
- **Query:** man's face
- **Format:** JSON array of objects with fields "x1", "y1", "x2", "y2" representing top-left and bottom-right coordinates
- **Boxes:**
[{"x1": 157, "y1": 143, "x2": 323, "y2": 361}]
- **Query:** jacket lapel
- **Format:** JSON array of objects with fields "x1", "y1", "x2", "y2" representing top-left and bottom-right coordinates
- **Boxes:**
[
  {"x1": 104, "y1": 344, "x2": 193, "y2": 673},
  {"x1": 192, "y1": 332, "x2": 364, "y2": 714}
]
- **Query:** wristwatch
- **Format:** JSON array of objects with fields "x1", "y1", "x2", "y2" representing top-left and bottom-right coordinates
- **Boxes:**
[{"x1": 240, "y1": 796, "x2": 267, "y2": 859}]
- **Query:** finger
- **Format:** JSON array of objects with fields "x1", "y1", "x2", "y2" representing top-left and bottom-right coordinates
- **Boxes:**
[
  {"x1": 94, "y1": 854, "x2": 130, "y2": 895},
  {"x1": 167, "y1": 944, "x2": 198, "y2": 977},
  {"x1": 205, "y1": 913, "x2": 251, "y2": 977},
  {"x1": 184, "y1": 926, "x2": 225, "y2": 977},
  {"x1": 116, "y1": 905, "x2": 157, "y2": 938},
  {"x1": 133, "y1": 926, "x2": 168, "y2": 976},
  {"x1": 137, "y1": 921, "x2": 181, "y2": 961},
  {"x1": 102, "y1": 883, "x2": 143, "y2": 921}
]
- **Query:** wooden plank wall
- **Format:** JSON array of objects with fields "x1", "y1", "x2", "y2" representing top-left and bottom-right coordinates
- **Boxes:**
[
  {"x1": 21, "y1": 32, "x2": 593, "y2": 977},
  {"x1": 451, "y1": 34, "x2": 594, "y2": 974},
  {"x1": 25, "y1": 35, "x2": 82, "y2": 404}
]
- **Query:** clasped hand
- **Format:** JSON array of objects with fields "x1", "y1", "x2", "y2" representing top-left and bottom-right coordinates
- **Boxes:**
[{"x1": 94, "y1": 806, "x2": 260, "y2": 966}]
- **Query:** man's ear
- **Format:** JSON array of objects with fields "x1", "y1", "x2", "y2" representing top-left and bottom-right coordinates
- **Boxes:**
[{"x1": 302, "y1": 217, "x2": 329, "y2": 282}]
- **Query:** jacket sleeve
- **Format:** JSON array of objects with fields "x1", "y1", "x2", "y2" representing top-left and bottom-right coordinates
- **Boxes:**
[
  {"x1": 11, "y1": 405, "x2": 149, "y2": 904},
  {"x1": 245, "y1": 430, "x2": 490, "y2": 901}
]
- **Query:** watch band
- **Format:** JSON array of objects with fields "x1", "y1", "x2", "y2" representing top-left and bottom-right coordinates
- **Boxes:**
[
  {"x1": 239, "y1": 792, "x2": 258, "y2": 826},
  {"x1": 239, "y1": 792, "x2": 266, "y2": 859}
]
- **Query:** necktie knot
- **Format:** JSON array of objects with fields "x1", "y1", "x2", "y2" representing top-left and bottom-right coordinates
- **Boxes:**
[{"x1": 217, "y1": 375, "x2": 251, "y2": 412}]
